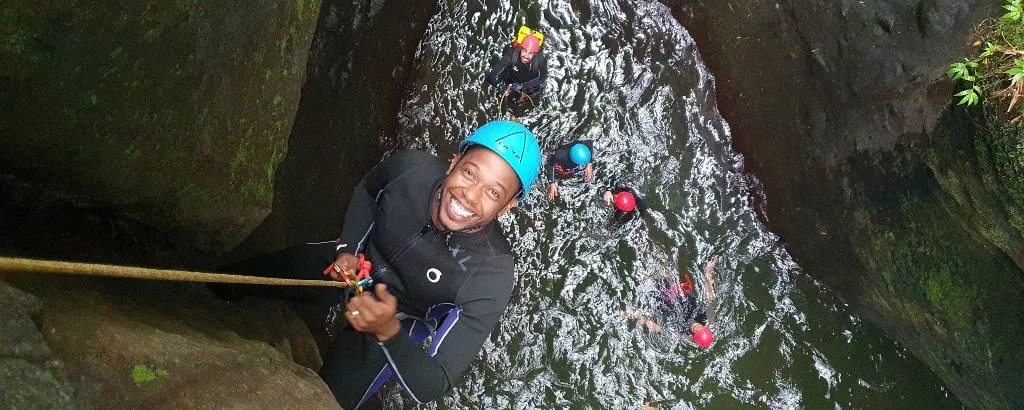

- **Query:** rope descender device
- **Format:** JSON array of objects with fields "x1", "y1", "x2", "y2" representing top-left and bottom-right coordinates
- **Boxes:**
[{"x1": 323, "y1": 253, "x2": 374, "y2": 293}]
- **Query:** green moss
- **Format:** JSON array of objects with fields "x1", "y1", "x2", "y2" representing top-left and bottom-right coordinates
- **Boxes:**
[
  {"x1": 123, "y1": 145, "x2": 143, "y2": 162},
  {"x1": 851, "y1": 190, "x2": 995, "y2": 361},
  {"x1": 922, "y1": 268, "x2": 976, "y2": 334},
  {"x1": 233, "y1": 149, "x2": 248, "y2": 168},
  {"x1": 278, "y1": 36, "x2": 289, "y2": 57},
  {"x1": 130, "y1": 364, "x2": 169, "y2": 385},
  {"x1": 178, "y1": 183, "x2": 204, "y2": 206},
  {"x1": 1, "y1": 0, "x2": 320, "y2": 251}
]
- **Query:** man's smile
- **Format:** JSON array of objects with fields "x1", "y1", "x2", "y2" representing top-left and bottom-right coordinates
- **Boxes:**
[{"x1": 448, "y1": 196, "x2": 477, "y2": 220}]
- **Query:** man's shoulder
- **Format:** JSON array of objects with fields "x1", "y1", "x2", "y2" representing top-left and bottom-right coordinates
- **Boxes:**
[
  {"x1": 382, "y1": 149, "x2": 447, "y2": 177},
  {"x1": 387, "y1": 149, "x2": 444, "y2": 166},
  {"x1": 465, "y1": 224, "x2": 514, "y2": 266}
]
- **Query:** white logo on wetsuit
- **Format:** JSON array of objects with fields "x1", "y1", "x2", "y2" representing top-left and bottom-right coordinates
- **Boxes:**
[{"x1": 426, "y1": 268, "x2": 442, "y2": 283}]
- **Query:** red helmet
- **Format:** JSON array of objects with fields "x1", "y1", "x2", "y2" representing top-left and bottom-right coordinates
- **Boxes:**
[
  {"x1": 521, "y1": 35, "x2": 541, "y2": 53},
  {"x1": 693, "y1": 325, "x2": 714, "y2": 348},
  {"x1": 613, "y1": 191, "x2": 636, "y2": 212}
]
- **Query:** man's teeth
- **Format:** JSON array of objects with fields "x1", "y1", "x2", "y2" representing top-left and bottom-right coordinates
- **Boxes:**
[{"x1": 451, "y1": 198, "x2": 475, "y2": 218}]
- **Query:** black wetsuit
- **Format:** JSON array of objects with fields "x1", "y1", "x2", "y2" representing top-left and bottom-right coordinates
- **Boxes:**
[
  {"x1": 546, "y1": 140, "x2": 593, "y2": 182},
  {"x1": 323, "y1": 149, "x2": 516, "y2": 408},
  {"x1": 225, "y1": 150, "x2": 516, "y2": 408},
  {"x1": 484, "y1": 45, "x2": 548, "y2": 97},
  {"x1": 658, "y1": 288, "x2": 710, "y2": 341}
]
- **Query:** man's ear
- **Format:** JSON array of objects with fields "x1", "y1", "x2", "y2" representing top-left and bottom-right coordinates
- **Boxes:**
[
  {"x1": 498, "y1": 198, "x2": 519, "y2": 217},
  {"x1": 446, "y1": 154, "x2": 461, "y2": 176}
]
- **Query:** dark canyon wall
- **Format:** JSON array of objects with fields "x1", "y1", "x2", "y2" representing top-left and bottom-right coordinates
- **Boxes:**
[
  {"x1": 1, "y1": 0, "x2": 436, "y2": 406},
  {"x1": 666, "y1": 0, "x2": 1023, "y2": 407},
  {"x1": 227, "y1": 0, "x2": 438, "y2": 262},
  {"x1": 1, "y1": 0, "x2": 323, "y2": 253}
]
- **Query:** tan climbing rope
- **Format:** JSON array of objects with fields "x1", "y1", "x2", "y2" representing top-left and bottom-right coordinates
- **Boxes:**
[
  {"x1": 0, "y1": 256, "x2": 351, "y2": 288},
  {"x1": 497, "y1": 89, "x2": 509, "y2": 116}
]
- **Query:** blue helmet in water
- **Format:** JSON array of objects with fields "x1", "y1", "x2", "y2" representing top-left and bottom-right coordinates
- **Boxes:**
[
  {"x1": 459, "y1": 121, "x2": 542, "y2": 201},
  {"x1": 569, "y1": 143, "x2": 591, "y2": 165}
]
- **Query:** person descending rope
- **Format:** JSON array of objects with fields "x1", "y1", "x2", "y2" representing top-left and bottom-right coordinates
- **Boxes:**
[
  {"x1": 325, "y1": 120, "x2": 541, "y2": 408},
  {"x1": 546, "y1": 140, "x2": 594, "y2": 201},
  {"x1": 625, "y1": 255, "x2": 720, "y2": 349},
  {"x1": 485, "y1": 26, "x2": 548, "y2": 111},
  {"x1": 214, "y1": 121, "x2": 542, "y2": 409}
]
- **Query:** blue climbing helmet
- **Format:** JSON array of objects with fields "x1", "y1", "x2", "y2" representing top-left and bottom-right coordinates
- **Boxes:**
[
  {"x1": 458, "y1": 120, "x2": 542, "y2": 201},
  {"x1": 569, "y1": 143, "x2": 591, "y2": 165}
]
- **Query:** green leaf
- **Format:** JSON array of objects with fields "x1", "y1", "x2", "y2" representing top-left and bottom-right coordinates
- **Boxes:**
[
  {"x1": 1007, "y1": 59, "x2": 1024, "y2": 84},
  {"x1": 980, "y1": 42, "x2": 998, "y2": 59},
  {"x1": 1003, "y1": 2, "x2": 1023, "y2": 21},
  {"x1": 948, "y1": 62, "x2": 969, "y2": 80},
  {"x1": 954, "y1": 89, "x2": 980, "y2": 107}
]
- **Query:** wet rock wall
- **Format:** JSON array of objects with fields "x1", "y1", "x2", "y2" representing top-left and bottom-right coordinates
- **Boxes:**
[{"x1": 666, "y1": 0, "x2": 1023, "y2": 407}]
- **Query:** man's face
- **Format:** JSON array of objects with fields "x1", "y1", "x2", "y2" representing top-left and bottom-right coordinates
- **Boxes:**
[
  {"x1": 520, "y1": 48, "x2": 536, "y2": 64},
  {"x1": 435, "y1": 148, "x2": 521, "y2": 232}
]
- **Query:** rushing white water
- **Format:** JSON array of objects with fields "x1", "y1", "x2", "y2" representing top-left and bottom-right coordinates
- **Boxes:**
[{"x1": 383, "y1": 0, "x2": 960, "y2": 408}]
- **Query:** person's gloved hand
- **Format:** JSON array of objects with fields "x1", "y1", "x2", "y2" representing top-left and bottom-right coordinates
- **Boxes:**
[{"x1": 510, "y1": 83, "x2": 522, "y2": 92}]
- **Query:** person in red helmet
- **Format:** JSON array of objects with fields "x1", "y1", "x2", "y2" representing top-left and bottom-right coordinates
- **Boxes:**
[
  {"x1": 625, "y1": 255, "x2": 720, "y2": 349},
  {"x1": 602, "y1": 185, "x2": 645, "y2": 224},
  {"x1": 484, "y1": 33, "x2": 548, "y2": 104}
]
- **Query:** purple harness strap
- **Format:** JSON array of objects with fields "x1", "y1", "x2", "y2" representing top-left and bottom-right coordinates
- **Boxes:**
[{"x1": 356, "y1": 303, "x2": 462, "y2": 407}]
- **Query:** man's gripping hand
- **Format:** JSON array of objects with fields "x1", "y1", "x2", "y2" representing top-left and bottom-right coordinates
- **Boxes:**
[
  {"x1": 324, "y1": 253, "x2": 360, "y2": 281},
  {"x1": 346, "y1": 284, "x2": 401, "y2": 341}
]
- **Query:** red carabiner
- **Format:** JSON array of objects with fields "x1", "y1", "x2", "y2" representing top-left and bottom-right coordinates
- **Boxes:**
[{"x1": 356, "y1": 253, "x2": 372, "y2": 280}]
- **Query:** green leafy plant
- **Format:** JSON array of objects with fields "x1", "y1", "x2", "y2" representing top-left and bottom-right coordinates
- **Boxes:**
[
  {"x1": 1007, "y1": 59, "x2": 1024, "y2": 84},
  {"x1": 949, "y1": 59, "x2": 980, "y2": 81},
  {"x1": 949, "y1": 0, "x2": 1024, "y2": 120},
  {"x1": 949, "y1": 59, "x2": 982, "y2": 107},
  {"x1": 956, "y1": 86, "x2": 983, "y2": 107}
]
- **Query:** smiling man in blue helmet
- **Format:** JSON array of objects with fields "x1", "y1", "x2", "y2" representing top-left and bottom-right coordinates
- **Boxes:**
[{"x1": 317, "y1": 120, "x2": 542, "y2": 408}]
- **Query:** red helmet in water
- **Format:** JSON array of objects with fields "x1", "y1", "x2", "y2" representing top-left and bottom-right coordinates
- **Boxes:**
[
  {"x1": 693, "y1": 325, "x2": 714, "y2": 348},
  {"x1": 521, "y1": 35, "x2": 541, "y2": 53},
  {"x1": 613, "y1": 191, "x2": 637, "y2": 212}
]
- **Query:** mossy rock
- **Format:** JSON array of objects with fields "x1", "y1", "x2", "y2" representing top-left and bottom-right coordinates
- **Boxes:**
[
  {"x1": 0, "y1": 0, "x2": 322, "y2": 252},
  {"x1": 9, "y1": 275, "x2": 335, "y2": 408},
  {"x1": 850, "y1": 144, "x2": 1024, "y2": 409}
]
